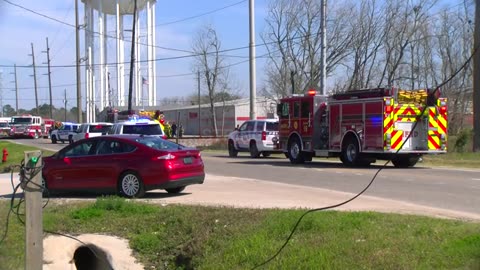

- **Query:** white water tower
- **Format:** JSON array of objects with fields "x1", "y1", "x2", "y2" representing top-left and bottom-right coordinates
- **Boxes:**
[{"x1": 82, "y1": 0, "x2": 157, "y2": 122}]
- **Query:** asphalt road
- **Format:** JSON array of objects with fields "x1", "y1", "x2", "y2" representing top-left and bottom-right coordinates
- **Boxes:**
[{"x1": 10, "y1": 138, "x2": 480, "y2": 216}]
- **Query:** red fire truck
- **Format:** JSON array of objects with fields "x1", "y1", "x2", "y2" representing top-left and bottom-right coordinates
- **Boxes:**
[
  {"x1": 277, "y1": 87, "x2": 448, "y2": 167},
  {"x1": 9, "y1": 114, "x2": 43, "y2": 139}
]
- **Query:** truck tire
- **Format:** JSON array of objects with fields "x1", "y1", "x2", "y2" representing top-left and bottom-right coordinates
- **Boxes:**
[
  {"x1": 249, "y1": 141, "x2": 260, "y2": 158},
  {"x1": 392, "y1": 155, "x2": 420, "y2": 168},
  {"x1": 288, "y1": 137, "x2": 305, "y2": 164},
  {"x1": 341, "y1": 138, "x2": 360, "y2": 167},
  {"x1": 51, "y1": 135, "x2": 57, "y2": 144},
  {"x1": 228, "y1": 140, "x2": 238, "y2": 157}
]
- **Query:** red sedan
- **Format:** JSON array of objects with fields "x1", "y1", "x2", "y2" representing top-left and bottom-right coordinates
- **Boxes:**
[{"x1": 42, "y1": 135, "x2": 205, "y2": 198}]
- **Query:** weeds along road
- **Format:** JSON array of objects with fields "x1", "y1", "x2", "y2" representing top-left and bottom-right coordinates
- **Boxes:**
[{"x1": 12, "y1": 138, "x2": 480, "y2": 217}]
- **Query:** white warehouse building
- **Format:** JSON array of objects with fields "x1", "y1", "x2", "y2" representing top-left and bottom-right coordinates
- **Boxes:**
[{"x1": 162, "y1": 97, "x2": 278, "y2": 136}]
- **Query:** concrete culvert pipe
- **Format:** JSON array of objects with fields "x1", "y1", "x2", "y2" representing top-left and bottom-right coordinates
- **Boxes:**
[{"x1": 73, "y1": 244, "x2": 113, "y2": 270}]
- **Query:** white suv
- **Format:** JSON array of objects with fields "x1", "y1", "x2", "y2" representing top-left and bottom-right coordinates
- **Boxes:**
[
  {"x1": 108, "y1": 119, "x2": 166, "y2": 139},
  {"x1": 72, "y1": 122, "x2": 113, "y2": 142},
  {"x1": 50, "y1": 122, "x2": 80, "y2": 144},
  {"x1": 227, "y1": 119, "x2": 281, "y2": 158}
]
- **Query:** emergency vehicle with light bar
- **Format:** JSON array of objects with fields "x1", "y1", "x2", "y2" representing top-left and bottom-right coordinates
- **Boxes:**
[
  {"x1": 277, "y1": 87, "x2": 447, "y2": 167},
  {"x1": 9, "y1": 114, "x2": 43, "y2": 139}
]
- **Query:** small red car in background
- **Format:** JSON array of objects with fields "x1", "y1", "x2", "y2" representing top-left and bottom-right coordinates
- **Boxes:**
[{"x1": 42, "y1": 135, "x2": 205, "y2": 198}]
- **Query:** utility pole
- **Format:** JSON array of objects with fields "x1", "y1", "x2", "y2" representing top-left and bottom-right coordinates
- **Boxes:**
[
  {"x1": 198, "y1": 71, "x2": 201, "y2": 137},
  {"x1": 320, "y1": 0, "x2": 327, "y2": 95},
  {"x1": 474, "y1": 0, "x2": 480, "y2": 152},
  {"x1": 64, "y1": 89, "x2": 67, "y2": 122},
  {"x1": 127, "y1": 0, "x2": 138, "y2": 114},
  {"x1": 75, "y1": 0, "x2": 82, "y2": 123},
  {"x1": 43, "y1": 37, "x2": 53, "y2": 119},
  {"x1": 30, "y1": 43, "x2": 39, "y2": 115},
  {"x1": 248, "y1": 0, "x2": 257, "y2": 120},
  {"x1": 12, "y1": 64, "x2": 19, "y2": 114}
]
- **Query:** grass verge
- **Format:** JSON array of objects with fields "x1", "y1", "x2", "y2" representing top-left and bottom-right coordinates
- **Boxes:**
[
  {"x1": 0, "y1": 197, "x2": 479, "y2": 269},
  {"x1": 0, "y1": 140, "x2": 55, "y2": 173}
]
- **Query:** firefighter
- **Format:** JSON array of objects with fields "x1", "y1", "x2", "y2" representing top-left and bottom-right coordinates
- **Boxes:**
[{"x1": 152, "y1": 110, "x2": 165, "y2": 133}]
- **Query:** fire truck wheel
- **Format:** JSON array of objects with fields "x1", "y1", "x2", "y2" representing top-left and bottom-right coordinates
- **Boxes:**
[
  {"x1": 228, "y1": 140, "x2": 238, "y2": 157},
  {"x1": 288, "y1": 137, "x2": 305, "y2": 164},
  {"x1": 249, "y1": 141, "x2": 260, "y2": 158},
  {"x1": 392, "y1": 155, "x2": 420, "y2": 168},
  {"x1": 341, "y1": 138, "x2": 360, "y2": 166}
]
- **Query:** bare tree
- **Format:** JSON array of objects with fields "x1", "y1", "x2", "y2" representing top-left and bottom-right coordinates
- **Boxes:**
[{"x1": 192, "y1": 25, "x2": 234, "y2": 137}]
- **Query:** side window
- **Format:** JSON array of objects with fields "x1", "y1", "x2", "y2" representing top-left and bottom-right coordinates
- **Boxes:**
[
  {"x1": 239, "y1": 122, "x2": 248, "y2": 132},
  {"x1": 73, "y1": 125, "x2": 79, "y2": 131},
  {"x1": 301, "y1": 101, "x2": 310, "y2": 118},
  {"x1": 246, "y1": 121, "x2": 255, "y2": 131},
  {"x1": 277, "y1": 103, "x2": 289, "y2": 119},
  {"x1": 63, "y1": 141, "x2": 94, "y2": 157},
  {"x1": 96, "y1": 140, "x2": 133, "y2": 155},
  {"x1": 255, "y1": 121, "x2": 265, "y2": 131},
  {"x1": 293, "y1": 101, "x2": 300, "y2": 118}
]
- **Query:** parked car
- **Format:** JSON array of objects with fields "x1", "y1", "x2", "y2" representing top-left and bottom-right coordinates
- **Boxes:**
[
  {"x1": 50, "y1": 122, "x2": 80, "y2": 144},
  {"x1": 227, "y1": 119, "x2": 281, "y2": 158},
  {"x1": 108, "y1": 118, "x2": 166, "y2": 139},
  {"x1": 42, "y1": 135, "x2": 205, "y2": 198},
  {"x1": 72, "y1": 122, "x2": 113, "y2": 143}
]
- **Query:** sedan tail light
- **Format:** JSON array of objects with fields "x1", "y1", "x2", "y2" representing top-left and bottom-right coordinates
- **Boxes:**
[{"x1": 153, "y1": 153, "x2": 176, "y2": 160}]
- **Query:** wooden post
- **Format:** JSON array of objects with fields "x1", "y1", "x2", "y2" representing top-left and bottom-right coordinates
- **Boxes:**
[{"x1": 23, "y1": 150, "x2": 43, "y2": 270}]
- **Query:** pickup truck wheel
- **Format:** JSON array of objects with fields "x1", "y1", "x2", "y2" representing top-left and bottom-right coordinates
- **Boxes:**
[
  {"x1": 228, "y1": 140, "x2": 238, "y2": 157},
  {"x1": 288, "y1": 137, "x2": 305, "y2": 164},
  {"x1": 51, "y1": 136, "x2": 57, "y2": 144},
  {"x1": 341, "y1": 138, "x2": 360, "y2": 167},
  {"x1": 249, "y1": 141, "x2": 260, "y2": 158}
]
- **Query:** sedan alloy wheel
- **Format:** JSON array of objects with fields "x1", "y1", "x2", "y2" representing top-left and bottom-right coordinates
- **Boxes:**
[{"x1": 119, "y1": 171, "x2": 145, "y2": 198}]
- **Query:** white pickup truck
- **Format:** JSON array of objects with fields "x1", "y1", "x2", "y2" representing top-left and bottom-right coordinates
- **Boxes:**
[
  {"x1": 50, "y1": 122, "x2": 80, "y2": 144},
  {"x1": 227, "y1": 119, "x2": 281, "y2": 158}
]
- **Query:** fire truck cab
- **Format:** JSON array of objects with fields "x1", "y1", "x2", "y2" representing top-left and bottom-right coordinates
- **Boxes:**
[
  {"x1": 277, "y1": 88, "x2": 447, "y2": 168},
  {"x1": 9, "y1": 114, "x2": 43, "y2": 139}
]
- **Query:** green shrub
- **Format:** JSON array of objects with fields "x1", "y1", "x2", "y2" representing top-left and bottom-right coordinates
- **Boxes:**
[{"x1": 454, "y1": 129, "x2": 473, "y2": 153}]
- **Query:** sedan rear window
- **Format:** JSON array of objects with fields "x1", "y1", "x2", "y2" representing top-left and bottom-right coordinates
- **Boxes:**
[
  {"x1": 89, "y1": 125, "x2": 112, "y2": 133},
  {"x1": 266, "y1": 122, "x2": 278, "y2": 131},
  {"x1": 135, "y1": 137, "x2": 182, "y2": 150},
  {"x1": 123, "y1": 124, "x2": 163, "y2": 135}
]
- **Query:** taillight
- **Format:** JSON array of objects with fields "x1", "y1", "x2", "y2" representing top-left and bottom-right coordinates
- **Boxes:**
[
  {"x1": 261, "y1": 131, "x2": 266, "y2": 141},
  {"x1": 153, "y1": 153, "x2": 176, "y2": 160},
  {"x1": 440, "y1": 106, "x2": 447, "y2": 114},
  {"x1": 85, "y1": 133, "x2": 89, "y2": 139},
  {"x1": 161, "y1": 135, "x2": 167, "y2": 139},
  {"x1": 384, "y1": 98, "x2": 393, "y2": 114},
  {"x1": 385, "y1": 105, "x2": 392, "y2": 114}
]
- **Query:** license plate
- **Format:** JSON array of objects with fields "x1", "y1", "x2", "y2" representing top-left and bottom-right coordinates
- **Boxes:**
[{"x1": 183, "y1": 157, "x2": 193, "y2": 164}]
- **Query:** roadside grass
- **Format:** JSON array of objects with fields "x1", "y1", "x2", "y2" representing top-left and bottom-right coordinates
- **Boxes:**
[
  {"x1": 0, "y1": 141, "x2": 55, "y2": 173},
  {"x1": 0, "y1": 197, "x2": 479, "y2": 269}
]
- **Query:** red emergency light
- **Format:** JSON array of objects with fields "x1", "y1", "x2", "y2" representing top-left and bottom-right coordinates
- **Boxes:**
[{"x1": 307, "y1": 89, "x2": 316, "y2": 96}]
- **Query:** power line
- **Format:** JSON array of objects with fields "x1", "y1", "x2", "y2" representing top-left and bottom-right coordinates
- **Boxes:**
[{"x1": 0, "y1": 0, "x2": 193, "y2": 54}]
